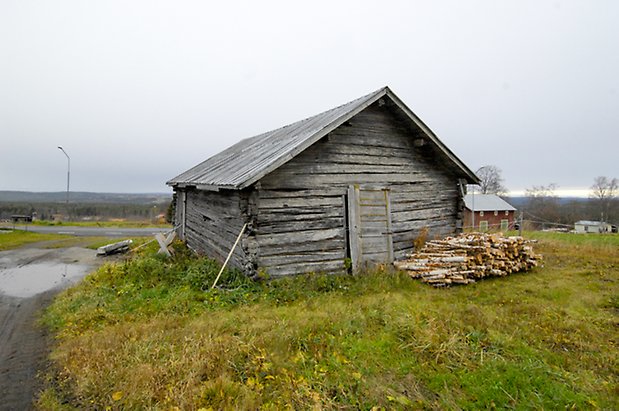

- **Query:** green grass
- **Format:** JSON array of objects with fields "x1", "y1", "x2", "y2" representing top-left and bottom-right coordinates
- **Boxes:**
[
  {"x1": 39, "y1": 234, "x2": 618, "y2": 410},
  {"x1": 0, "y1": 230, "x2": 73, "y2": 250},
  {"x1": 0, "y1": 229, "x2": 136, "y2": 251}
]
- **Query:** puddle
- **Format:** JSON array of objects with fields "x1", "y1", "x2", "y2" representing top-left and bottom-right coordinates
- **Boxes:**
[{"x1": 0, "y1": 262, "x2": 91, "y2": 298}]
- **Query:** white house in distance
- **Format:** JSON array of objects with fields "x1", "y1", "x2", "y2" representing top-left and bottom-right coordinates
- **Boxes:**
[{"x1": 574, "y1": 220, "x2": 613, "y2": 233}]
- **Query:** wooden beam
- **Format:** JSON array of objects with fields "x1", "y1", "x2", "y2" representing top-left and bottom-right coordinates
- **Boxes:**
[{"x1": 347, "y1": 185, "x2": 362, "y2": 273}]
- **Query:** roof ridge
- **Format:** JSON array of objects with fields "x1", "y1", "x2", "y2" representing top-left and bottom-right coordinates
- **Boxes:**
[{"x1": 245, "y1": 86, "x2": 387, "y2": 140}]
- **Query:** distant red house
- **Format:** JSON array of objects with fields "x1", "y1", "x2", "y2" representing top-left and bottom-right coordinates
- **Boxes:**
[{"x1": 464, "y1": 194, "x2": 517, "y2": 231}]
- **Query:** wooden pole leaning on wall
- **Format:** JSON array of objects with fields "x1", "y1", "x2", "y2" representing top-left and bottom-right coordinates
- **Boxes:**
[{"x1": 211, "y1": 223, "x2": 248, "y2": 290}]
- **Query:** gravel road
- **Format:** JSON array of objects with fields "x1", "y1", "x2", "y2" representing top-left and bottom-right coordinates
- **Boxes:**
[{"x1": 0, "y1": 245, "x2": 106, "y2": 410}]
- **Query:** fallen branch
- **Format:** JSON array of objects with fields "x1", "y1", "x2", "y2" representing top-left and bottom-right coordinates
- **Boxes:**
[{"x1": 96, "y1": 239, "x2": 133, "y2": 256}]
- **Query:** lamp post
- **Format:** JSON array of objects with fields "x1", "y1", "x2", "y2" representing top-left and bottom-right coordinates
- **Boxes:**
[{"x1": 57, "y1": 146, "x2": 70, "y2": 204}]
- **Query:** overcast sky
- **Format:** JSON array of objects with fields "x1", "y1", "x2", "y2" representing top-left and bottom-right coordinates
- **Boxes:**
[{"x1": 1, "y1": 1, "x2": 617, "y2": 196}]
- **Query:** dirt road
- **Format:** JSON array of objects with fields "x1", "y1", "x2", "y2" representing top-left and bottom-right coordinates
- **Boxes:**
[{"x1": 0, "y1": 245, "x2": 105, "y2": 410}]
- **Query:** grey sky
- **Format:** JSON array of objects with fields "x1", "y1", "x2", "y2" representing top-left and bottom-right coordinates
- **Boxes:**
[{"x1": 1, "y1": 1, "x2": 617, "y2": 195}]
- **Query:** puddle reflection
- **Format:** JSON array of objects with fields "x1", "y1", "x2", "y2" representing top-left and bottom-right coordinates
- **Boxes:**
[{"x1": 0, "y1": 262, "x2": 91, "y2": 298}]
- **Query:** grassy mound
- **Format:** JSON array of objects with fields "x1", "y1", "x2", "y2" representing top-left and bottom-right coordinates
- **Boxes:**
[{"x1": 39, "y1": 234, "x2": 618, "y2": 409}]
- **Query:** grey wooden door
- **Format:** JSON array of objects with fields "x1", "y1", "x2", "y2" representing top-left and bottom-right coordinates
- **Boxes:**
[{"x1": 347, "y1": 185, "x2": 394, "y2": 271}]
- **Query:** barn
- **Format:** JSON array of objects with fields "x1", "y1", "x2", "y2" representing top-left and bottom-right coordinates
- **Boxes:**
[
  {"x1": 463, "y1": 194, "x2": 517, "y2": 231},
  {"x1": 167, "y1": 87, "x2": 479, "y2": 277}
]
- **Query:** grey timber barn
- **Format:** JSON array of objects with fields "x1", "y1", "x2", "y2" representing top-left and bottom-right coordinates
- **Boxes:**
[{"x1": 167, "y1": 87, "x2": 479, "y2": 277}]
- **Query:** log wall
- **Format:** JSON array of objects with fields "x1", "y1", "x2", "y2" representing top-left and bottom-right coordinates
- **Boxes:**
[
  {"x1": 181, "y1": 188, "x2": 248, "y2": 270},
  {"x1": 256, "y1": 101, "x2": 462, "y2": 276}
]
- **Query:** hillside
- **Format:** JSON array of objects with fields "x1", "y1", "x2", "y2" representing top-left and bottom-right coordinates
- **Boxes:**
[
  {"x1": 0, "y1": 191, "x2": 173, "y2": 221},
  {"x1": 0, "y1": 191, "x2": 171, "y2": 204}
]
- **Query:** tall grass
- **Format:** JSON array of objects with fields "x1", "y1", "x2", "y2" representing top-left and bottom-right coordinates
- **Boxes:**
[{"x1": 39, "y1": 234, "x2": 618, "y2": 409}]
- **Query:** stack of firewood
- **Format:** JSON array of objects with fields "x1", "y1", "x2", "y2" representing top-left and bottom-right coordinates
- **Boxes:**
[{"x1": 394, "y1": 233, "x2": 542, "y2": 286}]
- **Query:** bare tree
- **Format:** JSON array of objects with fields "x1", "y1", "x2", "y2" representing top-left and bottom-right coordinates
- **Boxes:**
[
  {"x1": 590, "y1": 176, "x2": 618, "y2": 222},
  {"x1": 524, "y1": 183, "x2": 561, "y2": 228},
  {"x1": 525, "y1": 183, "x2": 558, "y2": 199},
  {"x1": 475, "y1": 165, "x2": 507, "y2": 195}
]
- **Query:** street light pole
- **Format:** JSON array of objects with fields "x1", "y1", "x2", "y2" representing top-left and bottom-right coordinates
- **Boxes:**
[{"x1": 57, "y1": 146, "x2": 70, "y2": 204}]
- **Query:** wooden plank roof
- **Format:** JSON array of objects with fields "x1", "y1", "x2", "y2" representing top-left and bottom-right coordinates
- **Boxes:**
[{"x1": 167, "y1": 86, "x2": 479, "y2": 190}]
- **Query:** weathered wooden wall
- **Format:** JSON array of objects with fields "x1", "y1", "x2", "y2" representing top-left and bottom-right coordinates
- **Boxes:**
[
  {"x1": 255, "y1": 101, "x2": 463, "y2": 276},
  {"x1": 181, "y1": 188, "x2": 247, "y2": 270},
  {"x1": 251, "y1": 187, "x2": 347, "y2": 276}
]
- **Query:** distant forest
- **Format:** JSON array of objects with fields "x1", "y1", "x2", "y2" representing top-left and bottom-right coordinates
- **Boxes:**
[
  {"x1": 0, "y1": 191, "x2": 616, "y2": 228},
  {"x1": 0, "y1": 191, "x2": 172, "y2": 222},
  {"x1": 507, "y1": 196, "x2": 617, "y2": 229}
]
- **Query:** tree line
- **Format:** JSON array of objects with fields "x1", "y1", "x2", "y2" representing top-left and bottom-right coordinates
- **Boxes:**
[
  {"x1": 0, "y1": 201, "x2": 173, "y2": 223},
  {"x1": 474, "y1": 166, "x2": 618, "y2": 228}
]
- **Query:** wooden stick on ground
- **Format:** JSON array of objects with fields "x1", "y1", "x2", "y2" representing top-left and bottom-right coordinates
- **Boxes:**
[{"x1": 211, "y1": 223, "x2": 248, "y2": 290}]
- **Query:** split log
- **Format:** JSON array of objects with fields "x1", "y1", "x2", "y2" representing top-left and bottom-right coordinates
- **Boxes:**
[
  {"x1": 97, "y1": 239, "x2": 133, "y2": 256},
  {"x1": 394, "y1": 232, "x2": 542, "y2": 287}
]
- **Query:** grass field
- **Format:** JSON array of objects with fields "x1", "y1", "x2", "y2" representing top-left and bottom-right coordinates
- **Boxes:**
[
  {"x1": 39, "y1": 233, "x2": 618, "y2": 409},
  {"x1": 0, "y1": 230, "x2": 73, "y2": 251},
  {"x1": 0, "y1": 230, "x2": 132, "y2": 251}
]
